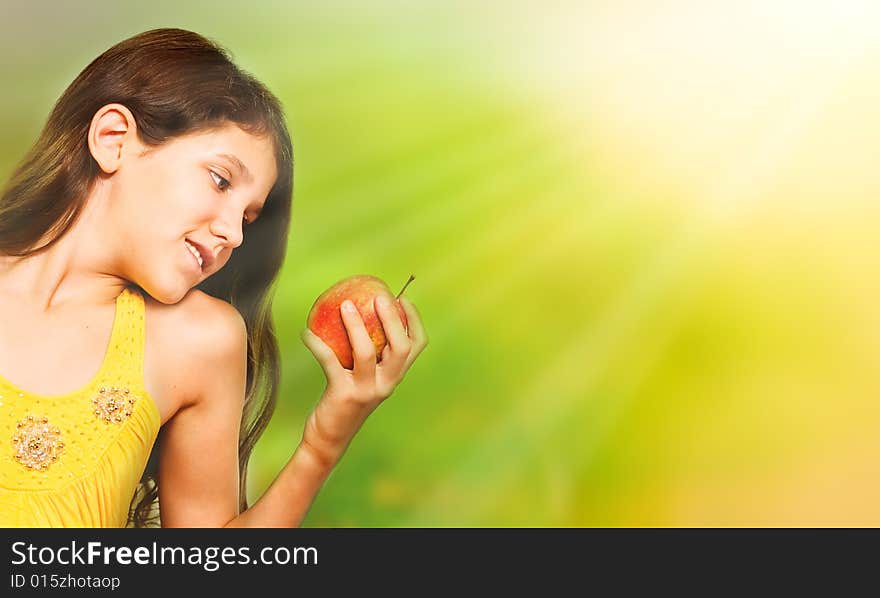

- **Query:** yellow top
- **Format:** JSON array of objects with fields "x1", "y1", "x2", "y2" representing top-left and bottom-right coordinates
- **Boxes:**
[{"x1": 0, "y1": 286, "x2": 161, "y2": 527}]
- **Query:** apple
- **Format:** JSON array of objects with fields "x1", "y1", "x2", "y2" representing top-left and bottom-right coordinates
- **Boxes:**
[{"x1": 307, "y1": 274, "x2": 415, "y2": 370}]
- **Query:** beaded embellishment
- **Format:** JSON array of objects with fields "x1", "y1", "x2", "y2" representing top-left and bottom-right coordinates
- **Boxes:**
[
  {"x1": 92, "y1": 386, "x2": 137, "y2": 423},
  {"x1": 12, "y1": 415, "x2": 65, "y2": 471}
]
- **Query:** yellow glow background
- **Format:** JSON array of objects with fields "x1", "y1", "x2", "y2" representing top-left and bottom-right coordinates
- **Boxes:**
[{"x1": 3, "y1": 1, "x2": 880, "y2": 525}]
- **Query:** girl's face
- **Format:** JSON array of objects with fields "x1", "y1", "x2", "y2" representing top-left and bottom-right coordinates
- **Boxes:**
[{"x1": 107, "y1": 121, "x2": 278, "y2": 304}]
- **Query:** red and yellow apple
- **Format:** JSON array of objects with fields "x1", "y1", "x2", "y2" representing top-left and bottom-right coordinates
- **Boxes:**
[{"x1": 306, "y1": 274, "x2": 414, "y2": 370}]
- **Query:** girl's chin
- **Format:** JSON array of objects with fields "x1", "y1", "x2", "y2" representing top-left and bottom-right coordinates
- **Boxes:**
[
  {"x1": 151, "y1": 291, "x2": 188, "y2": 305},
  {"x1": 141, "y1": 277, "x2": 192, "y2": 305}
]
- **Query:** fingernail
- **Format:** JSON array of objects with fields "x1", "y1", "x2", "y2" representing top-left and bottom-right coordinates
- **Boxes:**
[
  {"x1": 342, "y1": 300, "x2": 355, "y2": 312},
  {"x1": 376, "y1": 295, "x2": 389, "y2": 309}
]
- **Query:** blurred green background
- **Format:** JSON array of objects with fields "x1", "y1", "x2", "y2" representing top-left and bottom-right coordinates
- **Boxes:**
[{"x1": 4, "y1": 1, "x2": 880, "y2": 526}]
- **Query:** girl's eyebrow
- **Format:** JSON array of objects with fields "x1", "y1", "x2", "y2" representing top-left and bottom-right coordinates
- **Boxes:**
[{"x1": 217, "y1": 153, "x2": 252, "y2": 183}]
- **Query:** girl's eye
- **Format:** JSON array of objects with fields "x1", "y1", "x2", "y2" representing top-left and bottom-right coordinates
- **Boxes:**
[
  {"x1": 211, "y1": 171, "x2": 252, "y2": 227},
  {"x1": 210, "y1": 171, "x2": 231, "y2": 192}
]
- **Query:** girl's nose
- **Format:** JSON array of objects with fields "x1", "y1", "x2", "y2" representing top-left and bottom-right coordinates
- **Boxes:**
[{"x1": 209, "y1": 210, "x2": 244, "y2": 249}]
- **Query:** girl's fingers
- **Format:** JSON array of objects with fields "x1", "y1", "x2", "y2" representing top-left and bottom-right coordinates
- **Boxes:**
[
  {"x1": 375, "y1": 297, "x2": 409, "y2": 381},
  {"x1": 300, "y1": 328, "x2": 343, "y2": 383},
  {"x1": 398, "y1": 296, "x2": 428, "y2": 348},
  {"x1": 376, "y1": 295, "x2": 411, "y2": 358},
  {"x1": 398, "y1": 296, "x2": 429, "y2": 372},
  {"x1": 340, "y1": 300, "x2": 377, "y2": 384}
]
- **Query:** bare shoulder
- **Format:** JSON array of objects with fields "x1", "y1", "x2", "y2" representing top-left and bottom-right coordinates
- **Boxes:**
[
  {"x1": 143, "y1": 289, "x2": 248, "y2": 422},
  {"x1": 153, "y1": 289, "x2": 245, "y2": 350}
]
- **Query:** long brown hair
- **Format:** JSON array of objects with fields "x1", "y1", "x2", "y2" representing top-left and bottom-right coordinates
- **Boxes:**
[{"x1": 0, "y1": 28, "x2": 294, "y2": 526}]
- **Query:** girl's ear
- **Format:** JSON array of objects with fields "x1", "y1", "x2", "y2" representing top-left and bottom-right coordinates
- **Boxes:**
[{"x1": 88, "y1": 103, "x2": 138, "y2": 174}]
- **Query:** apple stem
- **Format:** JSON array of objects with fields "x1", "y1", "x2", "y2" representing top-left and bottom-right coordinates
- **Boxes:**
[{"x1": 396, "y1": 274, "x2": 416, "y2": 299}]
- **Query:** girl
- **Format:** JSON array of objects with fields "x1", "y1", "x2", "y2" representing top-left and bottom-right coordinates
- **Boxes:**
[{"x1": 0, "y1": 28, "x2": 427, "y2": 527}]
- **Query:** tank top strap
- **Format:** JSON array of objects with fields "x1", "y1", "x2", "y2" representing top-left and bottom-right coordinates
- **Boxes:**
[{"x1": 99, "y1": 285, "x2": 147, "y2": 389}]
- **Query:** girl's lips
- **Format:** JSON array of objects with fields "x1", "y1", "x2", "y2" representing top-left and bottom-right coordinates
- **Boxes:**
[
  {"x1": 184, "y1": 238, "x2": 214, "y2": 271},
  {"x1": 184, "y1": 242, "x2": 202, "y2": 273}
]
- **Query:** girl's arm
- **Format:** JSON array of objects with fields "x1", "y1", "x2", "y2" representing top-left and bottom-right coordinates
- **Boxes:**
[
  {"x1": 225, "y1": 294, "x2": 428, "y2": 528},
  {"x1": 158, "y1": 293, "x2": 427, "y2": 527},
  {"x1": 156, "y1": 297, "x2": 248, "y2": 527},
  {"x1": 221, "y1": 413, "x2": 359, "y2": 528}
]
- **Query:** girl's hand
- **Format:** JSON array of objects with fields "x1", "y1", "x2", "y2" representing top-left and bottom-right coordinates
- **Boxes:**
[{"x1": 299, "y1": 295, "x2": 428, "y2": 465}]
